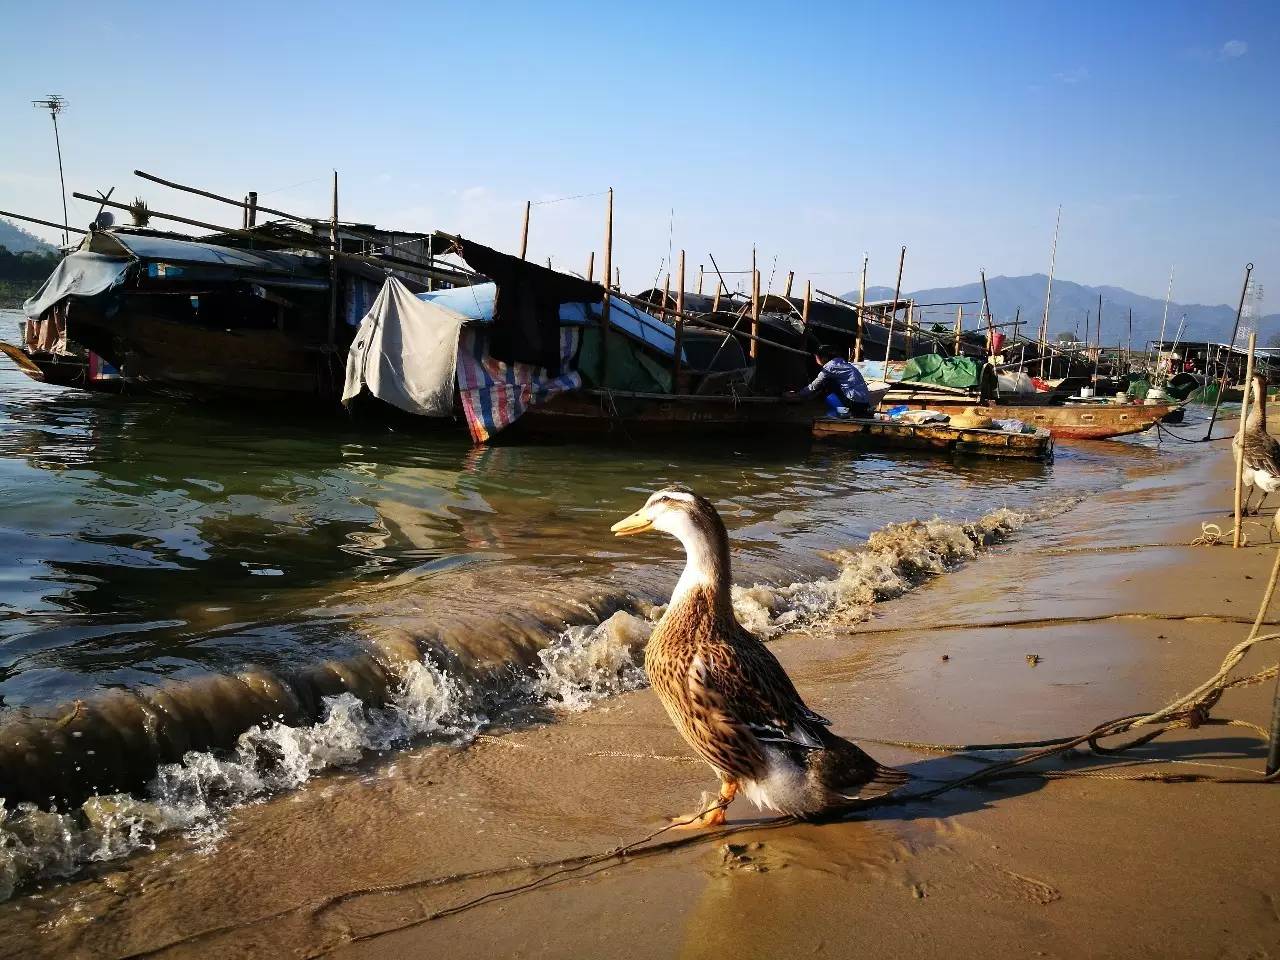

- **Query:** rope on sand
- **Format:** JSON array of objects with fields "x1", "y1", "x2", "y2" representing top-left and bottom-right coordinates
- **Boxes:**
[
  {"x1": 305, "y1": 568, "x2": 1280, "y2": 951},
  {"x1": 120, "y1": 547, "x2": 1280, "y2": 960}
]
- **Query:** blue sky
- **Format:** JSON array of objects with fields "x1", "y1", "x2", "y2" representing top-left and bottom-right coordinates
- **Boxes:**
[{"x1": 1, "y1": 1, "x2": 1276, "y2": 305}]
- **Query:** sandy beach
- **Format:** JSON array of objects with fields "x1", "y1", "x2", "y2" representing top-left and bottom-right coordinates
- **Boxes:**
[{"x1": 1, "y1": 429, "x2": 1277, "y2": 959}]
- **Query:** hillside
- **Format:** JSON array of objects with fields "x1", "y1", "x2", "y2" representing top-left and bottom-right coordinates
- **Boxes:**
[
  {"x1": 844, "y1": 274, "x2": 1275, "y2": 348},
  {"x1": 0, "y1": 218, "x2": 57, "y2": 255}
]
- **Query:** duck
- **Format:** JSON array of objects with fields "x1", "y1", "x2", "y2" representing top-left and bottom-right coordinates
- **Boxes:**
[
  {"x1": 1236, "y1": 373, "x2": 1280, "y2": 516},
  {"x1": 611, "y1": 487, "x2": 907, "y2": 826}
]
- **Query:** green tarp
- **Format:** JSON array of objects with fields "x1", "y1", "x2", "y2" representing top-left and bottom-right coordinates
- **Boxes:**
[
  {"x1": 899, "y1": 354, "x2": 981, "y2": 389},
  {"x1": 578, "y1": 328, "x2": 673, "y2": 394}
]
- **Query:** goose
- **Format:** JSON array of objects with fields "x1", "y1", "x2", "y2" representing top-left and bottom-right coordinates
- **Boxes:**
[
  {"x1": 1237, "y1": 373, "x2": 1280, "y2": 516},
  {"x1": 611, "y1": 488, "x2": 907, "y2": 826}
]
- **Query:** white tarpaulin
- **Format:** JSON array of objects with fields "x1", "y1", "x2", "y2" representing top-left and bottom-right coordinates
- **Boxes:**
[{"x1": 342, "y1": 277, "x2": 465, "y2": 416}]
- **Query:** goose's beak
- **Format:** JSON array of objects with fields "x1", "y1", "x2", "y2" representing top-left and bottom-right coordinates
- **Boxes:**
[{"x1": 610, "y1": 508, "x2": 654, "y2": 537}]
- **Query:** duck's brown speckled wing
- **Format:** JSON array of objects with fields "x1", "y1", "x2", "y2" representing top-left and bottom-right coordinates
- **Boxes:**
[
  {"x1": 683, "y1": 628, "x2": 830, "y2": 768},
  {"x1": 1242, "y1": 430, "x2": 1280, "y2": 477}
]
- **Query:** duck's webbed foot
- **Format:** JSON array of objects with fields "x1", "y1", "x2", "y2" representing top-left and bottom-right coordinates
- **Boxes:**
[{"x1": 670, "y1": 780, "x2": 737, "y2": 830}]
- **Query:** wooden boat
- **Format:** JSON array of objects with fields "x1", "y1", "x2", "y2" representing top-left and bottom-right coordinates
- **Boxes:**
[
  {"x1": 884, "y1": 387, "x2": 1182, "y2": 440},
  {"x1": 503, "y1": 389, "x2": 817, "y2": 441},
  {"x1": 813, "y1": 416, "x2": 1053, "y2": 461}
]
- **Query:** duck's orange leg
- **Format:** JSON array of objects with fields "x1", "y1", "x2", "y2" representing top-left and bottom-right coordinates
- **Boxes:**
[{"x1": 671, "y1": 778, "x2": 737, "y2": 829}]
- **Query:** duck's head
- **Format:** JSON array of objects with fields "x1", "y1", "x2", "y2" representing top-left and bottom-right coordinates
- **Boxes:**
[
  {"x1": 610, "y1": 487, "x2": 719, "y2": 540},
  {"x1": 610, "y1": 487, "x2": 732, "y2": 598}
]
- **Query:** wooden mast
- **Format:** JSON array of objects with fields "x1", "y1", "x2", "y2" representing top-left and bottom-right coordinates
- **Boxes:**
[
  {"x1": 885, "y1": 245, "x2": 906, "y2": 363},
  {"x1": 855, "y1": 254, "x2": 868, "y2": 362},
  {"x1": 327, "y1": 171, "x2": 338, "y2": 349},
  {"x1": 599, "y1": 188, "x2": 613, "y2": 384},
  {"x1": 1039, "y1": 205, "x2": 1061, "y2": 379},
  {"x1": 673, "y1": 249, "x2": 686, "y2": 385}
]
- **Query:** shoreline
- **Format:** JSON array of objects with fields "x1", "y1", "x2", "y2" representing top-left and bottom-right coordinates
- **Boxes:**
[{"x1": 2, "y1": 431, "x2": 1278, "y2": 958}]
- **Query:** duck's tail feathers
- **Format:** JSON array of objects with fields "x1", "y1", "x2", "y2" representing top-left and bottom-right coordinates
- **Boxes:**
[{"x1": 849, "y1": 763, "x2": 911, "y2": 800}]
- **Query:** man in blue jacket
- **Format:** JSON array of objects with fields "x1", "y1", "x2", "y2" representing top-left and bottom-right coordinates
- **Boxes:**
[{"x1": 784, "y1": 345, "x2": 872, "y2": 416}]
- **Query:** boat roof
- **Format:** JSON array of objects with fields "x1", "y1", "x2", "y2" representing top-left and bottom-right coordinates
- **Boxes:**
[
  {"x1": 419, "y1": 282, "x2": 679, "y2": 358},
  {"x1": 85, "y1": 228, "x2": 322, "y2": 275}
]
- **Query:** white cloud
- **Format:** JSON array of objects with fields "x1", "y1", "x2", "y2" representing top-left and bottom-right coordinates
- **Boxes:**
[
  {"x1": 1053, "y1": 67, "x2": 1089, "y2": 84},
  {"x1": 1220, "y1": 40, "x2": 1247, "y2": 59}
]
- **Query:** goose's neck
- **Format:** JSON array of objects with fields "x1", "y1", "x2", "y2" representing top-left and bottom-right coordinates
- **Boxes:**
[
  {"x1": 669, "y1": 523, "x2": 733, "y2": 617},
  {"x1": 1249, "y1": 380, "x2": 1266, "y2": 431}
]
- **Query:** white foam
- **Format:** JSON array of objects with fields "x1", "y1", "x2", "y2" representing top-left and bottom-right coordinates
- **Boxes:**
[
  {"x1": 0, "y1": 507, "x2": 1032, "y2": 900},
  {"x1": 533, "y1": 508, "x2": 1030, "y2": 709},
  {"x1": 0, "y1": 658, "x2": 479, "y2": 901}
]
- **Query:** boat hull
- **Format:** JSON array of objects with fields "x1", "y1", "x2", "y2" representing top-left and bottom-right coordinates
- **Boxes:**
[
  {"x1": 813, "y1": 417, "x2": 1053, "y2": 461},
  {"x1": 888, "y1": 397, "x2": 1182, "y2": 439},
  {"x1": 502, "y1": 389, "x2": 817, "y2": 441}
]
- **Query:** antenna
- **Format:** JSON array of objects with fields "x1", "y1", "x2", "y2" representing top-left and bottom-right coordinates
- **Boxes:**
[{"x1": 32, "y1": 94, "x2": 70, "y2": 247}]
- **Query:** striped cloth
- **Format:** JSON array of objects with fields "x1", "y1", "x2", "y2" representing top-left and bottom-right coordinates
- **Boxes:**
[{"x1": 456, "y1": 326, "x2": 582, "y2": 443}]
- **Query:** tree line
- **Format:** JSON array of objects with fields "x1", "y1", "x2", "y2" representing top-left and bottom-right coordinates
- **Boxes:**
[{"x1": 0, "y1": 246, "x2": 60, "y2": 283}]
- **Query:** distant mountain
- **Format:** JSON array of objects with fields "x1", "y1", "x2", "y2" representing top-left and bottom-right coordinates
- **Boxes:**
[
  {"x1": 843, "y1": 274, "x2": 1278, "y2": 347},
  {"x1": 0, "y1": 218, "x2": 57, "y2": 255}
]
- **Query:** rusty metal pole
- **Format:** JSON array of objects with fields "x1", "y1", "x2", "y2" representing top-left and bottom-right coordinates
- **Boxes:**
[
  {"x1": 750, "y1": 268, "x2": 760, "y2": 360},
  {"x1": 585, "y1": 250, "x2": 594, "y2": 282},
  {"x1": 1205, "y1": 263, "x2": 1255, "y2": 440}
]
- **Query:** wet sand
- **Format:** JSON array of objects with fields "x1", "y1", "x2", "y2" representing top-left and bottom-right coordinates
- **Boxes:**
[{"x1": 3, "y1": 430, "x2": 1278, "y2": 959}]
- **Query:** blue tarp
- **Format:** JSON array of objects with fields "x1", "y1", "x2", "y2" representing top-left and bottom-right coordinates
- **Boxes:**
[{"x1": 419, "y1": 283, "x2": 681, "y2": 359}]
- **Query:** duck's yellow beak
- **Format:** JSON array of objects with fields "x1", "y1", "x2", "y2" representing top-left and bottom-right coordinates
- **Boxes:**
[{"x1": 610, "y1": 508, "x2": 654, "y2": 537}]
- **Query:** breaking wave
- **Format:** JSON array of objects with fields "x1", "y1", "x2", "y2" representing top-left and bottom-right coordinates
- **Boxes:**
[
  {"x1": 0, "y1": 659, "x2": 477, "y2": 902},
  {"x1": 532, "y1": 507, "x2": 1029, "y2": 711},
  {"x1": 0, "y1": 506, "x2": 1029, "y2": 899}
]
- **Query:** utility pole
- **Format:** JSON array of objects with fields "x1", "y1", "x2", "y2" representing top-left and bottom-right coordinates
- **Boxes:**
[{"x1": 32, "y1": 94, "x2": 70, "y2": 246}]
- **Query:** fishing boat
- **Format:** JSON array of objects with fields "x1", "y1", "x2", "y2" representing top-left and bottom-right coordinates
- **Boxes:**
[
  {"x1": 883, "y1": 388, "x2": 1181, "y2": 439},
  {"x1": 813, "y1": 415, "x2": 1053, "y2": 460},
  {"x1": 1, "y1": 221, "x2": 469, "y2": 403}
]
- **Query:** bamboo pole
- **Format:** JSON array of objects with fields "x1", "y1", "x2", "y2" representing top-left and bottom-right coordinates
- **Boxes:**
[
  {"x1": 954, "y1": 305, "x2": 963, "y2": 354},
  {"x1": 855, "y1": 254, "x2": 868, "y2": 362},
  {"x1": 600, "y1": 188, "x2": 613, "y2": 383},
  {"x1": 327, "y1": 171, "x2": 338, "y2": 348},
  {"x1": 660, "y1": 272, "x2": 670, "y2": 321},
  {"x1": 696, "y1": 265, "x2": 704, "y2": 295},
  {"x1": 135, "y1": 169, "x2": 312, "y2": 226},
  {"x1": 712, "y1": 282, "x2": 721, "y2": 313},
  {"x1": 803, "y1": 280, "x2": 812, "y2": 329},
  {"x1": 614, "y1": 266, "x2": 620, "y2": 290},
  {"x1": 0, "y1": 208, "x2": 86, "y2": 235},
  {"x1": 1234, "y1": 331, "x2": 1258, "y2": 548},
  {"x1": 673, "y1": 249, "x2": 686, "y2": 384},
  {"x1": 79, "y1": 192, "x2": 471, "y2": 285},
  {"x1": 885, "y1": 245, "x2": 906, "y2": 363},
  {"x1": 586, "y1": 250, "x2": 594, "y2": 282},
  {"x1": 784, "y1": 270, "x2": 794, "y2": 298},
  {"x1": 519, "y1": 200, "x2": 531, "y2": 260}
]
